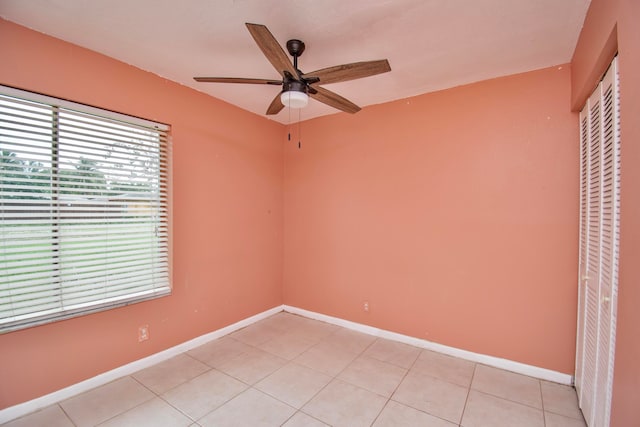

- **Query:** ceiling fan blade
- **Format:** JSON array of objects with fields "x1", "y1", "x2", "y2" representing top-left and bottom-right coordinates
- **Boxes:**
[
  {"x1": 309, "y1": 86, "x2": 361, "y2": 114},
  {"x1": 245, "y1": 23, "x2": 299, "y2": 79},
  {"x1": 194, "y1": 77, "x2": 282, "y2": 85},
  {"x1": 303, "y1": 59, "x2": 391, "y2": 85},
  {"x1": 266, "y1": 92, "x2": 285, "y2": 115}
]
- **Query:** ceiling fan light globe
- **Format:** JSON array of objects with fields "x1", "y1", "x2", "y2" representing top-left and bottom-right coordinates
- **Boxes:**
[{"x1": 281, "y1": 91, "x2": 308, "y2": 108}]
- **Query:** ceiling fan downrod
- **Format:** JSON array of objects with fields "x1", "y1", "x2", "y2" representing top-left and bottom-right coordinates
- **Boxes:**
[{"x1": 286, "y1": 39, "x2": 305, "y2": 73}]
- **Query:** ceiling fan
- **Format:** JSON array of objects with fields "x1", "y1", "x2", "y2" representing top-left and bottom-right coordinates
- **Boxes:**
[{"x1": 194, "y1": 23, "x2": 391, "y2": 115}]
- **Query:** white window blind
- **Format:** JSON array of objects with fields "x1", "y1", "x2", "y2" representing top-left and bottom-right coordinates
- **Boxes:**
[{"x1": 0, "y1": 86, "x2": 171, "y2": 332}]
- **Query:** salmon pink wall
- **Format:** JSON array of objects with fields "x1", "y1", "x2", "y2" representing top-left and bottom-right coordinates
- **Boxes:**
[
  {"x1": 572, "y1": 0, "x2": 640, "y2": 424},
  {"x1": 0, "y1": 19, "x2": 284, "y2": 409},
  {"x1": 283, "y1": 65, "x2": 578, "y2": 374}
]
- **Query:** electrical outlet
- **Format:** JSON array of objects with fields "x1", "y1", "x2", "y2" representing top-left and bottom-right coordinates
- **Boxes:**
[
  {"x1": 363, "y1": 301, "x2": 369, "y2": 312},
  {"x1": 138, "y1": 325, "x2": 149, "y2": 342}
]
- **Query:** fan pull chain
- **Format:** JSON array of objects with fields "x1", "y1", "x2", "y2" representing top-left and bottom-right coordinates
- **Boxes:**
[
  {"x1": 287, "y1": 101, "x2": 292, "y2": 142},
  {"x1": 298, "y1": 109, "x2": 302, "y2": 149}
]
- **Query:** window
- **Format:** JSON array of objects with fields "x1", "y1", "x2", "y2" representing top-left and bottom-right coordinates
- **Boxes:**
[{"x1": 0, "y1": 86, "x2": 171, "y2": 332}]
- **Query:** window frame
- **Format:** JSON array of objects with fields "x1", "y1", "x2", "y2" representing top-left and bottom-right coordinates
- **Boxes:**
[{"x1": 0, "y1": 85, "x2": 172, "y2": 332}]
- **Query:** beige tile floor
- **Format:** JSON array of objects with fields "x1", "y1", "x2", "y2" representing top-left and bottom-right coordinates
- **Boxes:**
[{"x1": 3, "y1": 312, "x2": 587, "y2": 427}]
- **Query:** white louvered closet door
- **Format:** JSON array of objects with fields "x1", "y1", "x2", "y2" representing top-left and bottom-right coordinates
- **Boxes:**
[{"x1": 575, "y1": 56, "x2": 620, "y2": 427}]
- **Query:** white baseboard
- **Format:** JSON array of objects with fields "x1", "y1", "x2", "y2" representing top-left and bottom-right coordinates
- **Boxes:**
[
  {"x1": 0, "y1": 305, "x2": 283, "y2": 424},
  {"x1": 1, "y1": 303, "x2": 573, "y2": 424},
  {"x1": 283, "y1": 305, "x2": 573, "y2": 385}
]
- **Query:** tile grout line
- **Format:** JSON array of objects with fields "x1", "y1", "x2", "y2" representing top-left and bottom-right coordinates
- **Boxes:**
[
  {"x1": 354, "y1": 336, "x2": 402, "y2": 426},
  {"x1": 194, "y1": 320, "x2": 368, "y2": 426},
  {"x1": 155, "y1": 366, "x2": 245, "y2": 425},
  {"x1": 276, "y1": 407, "x2": 326, "y2": 427},
  {"x1": 332, "y1": 334, "x2": 388, "y2": 426},
  {"x1": 333, "y1": 333, "x2": 378, "y2": 378},
  {"x1": 178, "y1": 358, "x2": 278, "y2": 425},
  {"x1": 132, "y1": 356, "x2": 253, "y2": 426},
  {"x1": 539, "y1": 379, "x2": 547, "y2": 427},
  {"x1": 385, "y1": 347, "x2": 461, "y2": 426},
  {"x1": 297, "y1": 329, "x2": 380, "y2": 425},
  {"x1": 156, "y1": 393, "x2": 199, "y2": 424},
  {"x1": 57, "y1": 404, "x2": 77, "y2": 427},
  {"x1": 92, "y1": 376, "x2": 158, "y2": 426},
  {"x1": 189, "y1": 379, "x2": 249, "y2": 425},
  {"x1": 368, "y1": 399, "x2": 392, "y2": 427},
  {"x1": 465, "y1": 364, "x2": 555, "y2": 413},
  {"x1": 277, "y1": 326, "x2": 383, "y2": 425},
  {"x1": 133, "y1": 357, "x2": 219, "y2": 424},
  {"x1": 230, "y1": 319, "x2": 340, "y2": 364},
  {"x1": 368, "y1": 340, "x2": 419, "y2": 427},
  {"x1": 411, "y1": 350, "x2": 481, "y2": 390},
  {"x1": 193, "y1": 357, "x2": 276, "y2": 422},
  {"x1": 459, "y1": 362, "x2": 478, "y2": 426}
]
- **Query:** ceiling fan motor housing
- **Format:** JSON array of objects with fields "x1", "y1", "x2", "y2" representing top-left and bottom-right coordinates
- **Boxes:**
[{"x1": 283, "y1": 79, "x2": 307, "y2": 94}]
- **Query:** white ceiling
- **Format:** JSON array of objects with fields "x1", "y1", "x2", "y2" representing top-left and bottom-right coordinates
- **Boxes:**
[{"x1": 0, "y1": 0, "x2": 590, "y2": 124}]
